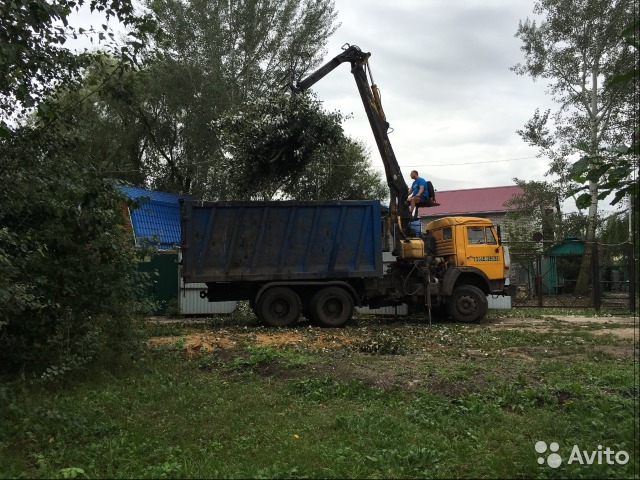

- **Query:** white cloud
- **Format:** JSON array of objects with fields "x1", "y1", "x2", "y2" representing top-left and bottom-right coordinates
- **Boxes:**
[{"x1": 312, "y1": 0, "x2": 557, "y2": 193}]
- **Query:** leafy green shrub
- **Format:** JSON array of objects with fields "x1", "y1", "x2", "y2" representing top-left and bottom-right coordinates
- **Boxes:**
[
  {"x1": 230, "y1": 345, "x2": 284, "y2": 370},
  {"x1": 0, "y1": 132, "x2": 152, "y2": 379}
]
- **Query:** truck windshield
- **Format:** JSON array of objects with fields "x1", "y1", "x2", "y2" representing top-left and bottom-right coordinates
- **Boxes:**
[{"x1": 468, "y1": 227, "x2": 497, "y2": 245}]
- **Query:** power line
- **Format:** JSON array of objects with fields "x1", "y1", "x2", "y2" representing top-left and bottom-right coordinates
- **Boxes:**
[
  {"x1": 386, "y1": 156, "x2": 540, "y2": 169},
  {"x1": 102, "y1": 155, "x2": 540, "y2": 174}
]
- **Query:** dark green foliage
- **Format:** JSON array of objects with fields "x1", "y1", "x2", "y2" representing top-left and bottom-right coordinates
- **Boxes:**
[
  {"x1": 214, "y1": 93, "x2": 344, "y2": 194},
  {"x1": 570, "y1": 142, "x2": 638, "y2": 208},
  {"x1": 75, "y1": 0, "x2": 341, "y2": 199},
  {"x1": 0, "y1": 0, "x2": 158, "y2": 379},
  {"x1": 0, "y1": 125, "x2": 152, "y2": 378},
  {"x1": 286, "y1": 138, "x2": 388, "y2": 201},
  {"x1": 0, "y1": 0, "x2": 157, "y2": 132}
]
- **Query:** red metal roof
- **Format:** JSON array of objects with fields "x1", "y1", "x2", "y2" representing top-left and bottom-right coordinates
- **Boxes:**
[{"x1": 418, "y1": 185, "x2": 524, "y2": 216}]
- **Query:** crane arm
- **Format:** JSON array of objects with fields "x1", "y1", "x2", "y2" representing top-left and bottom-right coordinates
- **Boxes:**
[{"x1": 291, "y1": 44, "x2": 411, "y2": 237}]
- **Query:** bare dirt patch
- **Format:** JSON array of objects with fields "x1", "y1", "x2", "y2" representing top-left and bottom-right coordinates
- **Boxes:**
[
  {"x1": 484, "y1": 315, "x2": 638, "y2": 340},
  {"x1": 148, "y1": 326, "x2": 363, "y2": 356},
  {"x1": 148, "y1": 333, "x2": 237, "y2": 354},
  {"x1": 252, "y1": 330, "x2": 362, "y2": 349},
  {"x1": 590, "y1": 327, "x2": 637, "y2": 340}
]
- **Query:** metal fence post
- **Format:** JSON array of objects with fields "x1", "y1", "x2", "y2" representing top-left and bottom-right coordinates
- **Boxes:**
[
  {"x1": 627, "y1": 242, "x2": 637, "y2": 313},
  {"x1": 536, "y1": 254, "x2": 543, "y2": 308},
  {"x1": 592, "y1": 243, "x2": 601, "y2": 311}
]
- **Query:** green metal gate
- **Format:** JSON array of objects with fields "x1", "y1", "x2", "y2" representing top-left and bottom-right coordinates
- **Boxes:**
[{"x1": 138, "y1": 252, "x2": 179, "y2": 315}]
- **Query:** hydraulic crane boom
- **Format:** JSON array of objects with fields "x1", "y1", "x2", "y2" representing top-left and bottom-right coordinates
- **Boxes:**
[{"x1": 291, "y1": 44, "x2": 412, "y2": 240}]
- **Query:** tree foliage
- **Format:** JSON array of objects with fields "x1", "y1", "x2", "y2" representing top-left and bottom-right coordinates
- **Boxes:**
[
  {"x1": 288, "y1": 139, "x2": 388, "y2": 202},
  {"x1": 504, "y1": 179, "x2": 563, "y2": 254},
  {"x1": 0, "y1": 1, "x2": 157, "y2": 379},
  {"x1": 0, "y1": 123, "x2": 152, "y2": 379},
  {"x1": 569, "y1": 18, "x2": 639, "y2": 207},
  {"x1": 0, "y1": 0, "x2": 156, "y2": 132},
  {"x1": 571, "y1": 141, "x2": 638, "y2": 207},
  {"x1": 99, "y1": 0, "x2": 341, "y2": 198},
  {"x1": 50, "y1": 0, "x2": 385, "y2": 202},
  {"x1": 512, "y1": 0, "x2": 636, "y2": 294},
  {"x1": 213, "y1": 93, "x2": 344, "y2": 193},
  {"x1": 211, "y1": 92, "x2": 385, "y2": 200}
]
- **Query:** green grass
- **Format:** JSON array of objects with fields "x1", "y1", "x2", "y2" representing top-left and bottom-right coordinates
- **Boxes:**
[
  {"x1": 1, "y1": 315, "x2": 638, "y2": 479},
  {"x1": 488, "y1": 306, "x2": 636, "y2": 318}
]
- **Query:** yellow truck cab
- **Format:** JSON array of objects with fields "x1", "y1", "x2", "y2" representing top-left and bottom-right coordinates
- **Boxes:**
[{"x1": 424, "y1": 216, "x2": 510, "y2": 322}]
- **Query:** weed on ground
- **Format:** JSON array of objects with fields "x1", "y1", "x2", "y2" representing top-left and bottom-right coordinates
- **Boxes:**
[{"x1": 1, "y1": 311, "x2": 637, "y2": 479}]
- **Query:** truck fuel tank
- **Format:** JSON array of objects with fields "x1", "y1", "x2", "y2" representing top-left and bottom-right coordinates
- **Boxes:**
[{"x1": 398, "y1": 238, "x2": 425, "y2": 260}]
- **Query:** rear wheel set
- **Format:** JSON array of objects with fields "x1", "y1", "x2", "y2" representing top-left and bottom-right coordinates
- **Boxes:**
[
  {"x1": 255, "y1": 286, "x2": 354, "y2": 328},
  {"x1": 309, "y1": 286, "x2": 353, "y2": 328}
]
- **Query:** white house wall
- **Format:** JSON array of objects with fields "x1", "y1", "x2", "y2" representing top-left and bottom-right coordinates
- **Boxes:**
[{"x1": 178, "y1": 252, "x2": 237, "y2": 315}]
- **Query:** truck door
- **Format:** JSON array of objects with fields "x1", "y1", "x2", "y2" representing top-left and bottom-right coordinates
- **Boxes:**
[{"x1": 464, "y1": 226, "x2": 503, "y2": 280}]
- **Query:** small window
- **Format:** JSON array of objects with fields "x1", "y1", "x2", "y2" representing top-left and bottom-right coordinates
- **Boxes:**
[
  {"x1": 443, "y1": 227, "x2": 452, "y2": 240},
  {"x1": 467, "y1": 227, "x2": 485, "y2": 244},
  {"x1": 486, "y1": 228, "x2": 497, "y2": 245}
]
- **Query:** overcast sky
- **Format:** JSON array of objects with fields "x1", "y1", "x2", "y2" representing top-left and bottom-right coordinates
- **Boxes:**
[{"x1": 312, "y1": 0, "x2": 557, "y2": 194}]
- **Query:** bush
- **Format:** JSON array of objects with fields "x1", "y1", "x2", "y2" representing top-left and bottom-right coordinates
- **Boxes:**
[{"x1": 0, "y1": 126, "x2": 152, "y2": 380}]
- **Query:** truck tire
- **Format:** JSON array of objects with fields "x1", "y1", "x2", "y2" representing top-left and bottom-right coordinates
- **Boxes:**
[
  {"x1": 310, "y1": 287, "x2": 353, "y2": 328},
  {"x1": 256, "y1": 287, "x2": 301, "y2": 327},
  {"x1": 447, "y1": 285, "x2": 487, "y2": 323}
]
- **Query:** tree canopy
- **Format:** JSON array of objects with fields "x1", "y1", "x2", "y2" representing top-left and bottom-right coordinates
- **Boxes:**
[
  {"x1": 48, "y1": 0, "x2": 386, "y2": 202},
  {"x1": 512, "y1": 0, "x2": 636, "y2": 294},
  {"x1": 1, "y1": 0, "x2": 162, "y2": 378},
  {"x1": 0, "y1": 0, "x2": 156, "y2": 132}
]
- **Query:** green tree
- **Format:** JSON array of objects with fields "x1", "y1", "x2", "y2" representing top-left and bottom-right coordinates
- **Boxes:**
[
  {"x1": 598, "y1": 211, "x2": 631, "y2": 244},
  {"x1": 512, "y1": 0, "x2": 635, "y2": 294},
  {"x1": 54, "y1": 0, "x2": 385, "y2": 202},
  {"x1": 103, "y1": 0, "x2": 340, "y2": 197},
  {"x1": 212, "y1": 92, "x2": 387, "y2": 201},
  {"x1": 0, "y1": 121, "x2": 153, "y2": 379},
  {"x1": 0, "y1": 1, "x2": 156, "y2": 378},
  {"x1": 288, "y1": 139, "x2": 388, "y2": 201},
  {"x1": 571, "y1": 19, "x2": 638, "y2": 207},
  {"x1": 504, "y1": 179, "x2": 563, "y2": 254},
  {"x1": 0, "y1": 0, "x2": 156, "y2": 132}
]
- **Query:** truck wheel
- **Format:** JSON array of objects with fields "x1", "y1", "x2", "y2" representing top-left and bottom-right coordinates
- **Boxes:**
[
  {"x1": 447, "y1": 285, "x2": 487, "y2": 323},
  {"x1": 257, "y1": 287, "x2": 301, "y2": 327},
  {"x1": 310, "y1": 287, "x2": 353, "y2": 328}
]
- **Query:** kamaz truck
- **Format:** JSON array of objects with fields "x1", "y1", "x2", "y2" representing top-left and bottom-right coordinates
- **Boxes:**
[{"x1": 180, "y1": 45, "x2": 511, "y2": 327}]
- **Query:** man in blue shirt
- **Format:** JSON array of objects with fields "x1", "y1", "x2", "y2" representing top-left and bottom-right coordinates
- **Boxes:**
[{"x1": 407, "y1": 170, "x2": 429, "y2": 217}]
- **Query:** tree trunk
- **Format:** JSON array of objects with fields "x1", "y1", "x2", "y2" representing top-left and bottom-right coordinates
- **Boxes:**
[
  {"x1": 574, "y1": 182, "x2": 598, "y2": 296},
  {"x1": 574, "y1": 64, "x2": 601, "y2": 296}
]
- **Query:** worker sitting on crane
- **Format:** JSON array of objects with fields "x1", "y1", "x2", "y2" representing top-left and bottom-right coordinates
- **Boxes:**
[{"x1": 407, "y1": 170, "x2": 430, "y2": 218}]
